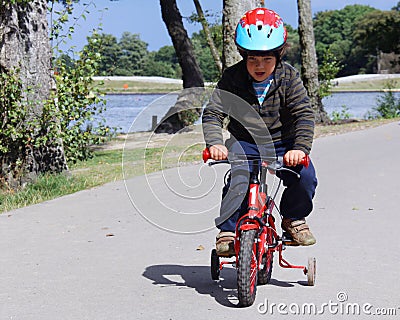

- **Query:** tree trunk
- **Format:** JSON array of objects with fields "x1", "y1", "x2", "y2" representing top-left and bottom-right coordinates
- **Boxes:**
[
  {"x1": 193, "y1": 0, "x2": 222, "y2": 74},
  {"x1": 160, "y1": 0, "x2": 204, "y2": 89},
  {"x1": 222, "y1": 0, "x2": 258, "y2": 69},
  {"x1": 156, "y1": 0, "x2": 205, "y2": 133},
  {"x1": 0, "y1": 0, "x2": 68, "y2": 188},
  {"x1": 297, "y1": 0, "x2": 330, "y2": 123},
  {"x1": 377, "y1": 49, "x2": 382, "y2": 74}
]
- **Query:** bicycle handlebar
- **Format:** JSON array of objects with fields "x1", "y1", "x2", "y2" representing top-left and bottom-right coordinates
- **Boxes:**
[{"x1": 202, "y1": 148, "x2": 310, "y2": 168}]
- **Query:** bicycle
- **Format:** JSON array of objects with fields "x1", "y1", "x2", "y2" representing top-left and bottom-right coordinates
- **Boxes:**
[{"x1": 202, "y1": 148, "x2": 316, "y2": 307}]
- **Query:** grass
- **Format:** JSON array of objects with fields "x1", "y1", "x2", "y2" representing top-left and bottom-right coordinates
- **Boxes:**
[
  {"x1": 0, "y1": 174, "x2": 91, "y2": 213},
  {"x1": 0, "y1": 143, "x2": 205, "y2": 213},
  {"x1": 95, "y1": 80, "x2": 183, "y2": 94},
  {"x1": 332, "y1": 78, "x2": 400, "y2": 92}
]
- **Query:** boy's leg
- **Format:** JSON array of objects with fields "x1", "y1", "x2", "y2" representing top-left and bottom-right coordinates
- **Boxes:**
[
  {"x1": 215, "y1": 141, "x2": 260, "y2": 230},
  {"x1": 280, "y1": 161, "x2": 318, "y2": 245},
  {"x1": 279, "y1": 160, "x2": 317, "y2": 220},
  {"x1": 275, "y1": 142, "x2": 318, "y2": 245},
  {"x1": 215, "y1": 168, "x2": 249, "y2": 232},
  {"x1": 214, "y1": 141, "x2": 259, "y2": 255}
]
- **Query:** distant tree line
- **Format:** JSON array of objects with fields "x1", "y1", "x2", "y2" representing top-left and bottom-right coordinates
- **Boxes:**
[
  {"x1": 314, "y1": 4, "x2": 400, "y2": 76},
  {"x1": 59, "y1": 4, "x2": 399, "y2": 82},
  {"x1": 63, "y1": 24, "x2": 223, "y2": 82}
]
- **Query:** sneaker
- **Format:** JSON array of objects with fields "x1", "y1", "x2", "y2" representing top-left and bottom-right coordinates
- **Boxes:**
[
  {"x1": 215, "y1": 231, "x2": 236, "y2": 256},
  {"x1": 281, "y1": 218, "x2": 316, "y2": 246}
]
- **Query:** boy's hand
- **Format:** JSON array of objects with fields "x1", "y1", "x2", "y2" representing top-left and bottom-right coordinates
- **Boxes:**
[
  {"x1": 209, "y1": 144, "x2": 228, "y2": 160},
  {"x1": 284, "y1": 150, "x2": 306, "y2": 167}
]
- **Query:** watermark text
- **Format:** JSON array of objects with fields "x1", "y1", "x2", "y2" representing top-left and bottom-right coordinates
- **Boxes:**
[{"x1": 257, "y1": 292, "x2": 399, "y2": 316}]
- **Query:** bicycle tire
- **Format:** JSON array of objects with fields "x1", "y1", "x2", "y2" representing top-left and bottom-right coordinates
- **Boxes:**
[
  {"x1": 237, "y1": 229, "x2": 258, "y2": 307},
  {"x1": 307, "y1": 257, "x2": 316, "y2": 286},
  {"x1": 257, "y1": 231, "x2": 273, "y2": 285},
  {"x1": 211, "y1": 249, "x2": 220, "y2": 280}
]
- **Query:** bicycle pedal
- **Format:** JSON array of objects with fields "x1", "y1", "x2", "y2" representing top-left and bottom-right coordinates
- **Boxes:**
[{"x1": 282, "y1": 232, "x2": 300, "y2": 246}]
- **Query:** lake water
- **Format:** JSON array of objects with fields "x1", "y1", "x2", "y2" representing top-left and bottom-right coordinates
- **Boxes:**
[
  {"x1": 101, "y1": 91, "x2": 399, "y2": 133},
  {"x1": 321, "y1": 91, "x2": 399, "y2": 119}
]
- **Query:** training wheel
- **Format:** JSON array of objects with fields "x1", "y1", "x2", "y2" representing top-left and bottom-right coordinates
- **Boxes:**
[
  {"x1": 211, "y1": 249, "x2": 220, "y2": 280},
  {"x1": 307, "y1": 257, "x2": 316, "y2": 286}
]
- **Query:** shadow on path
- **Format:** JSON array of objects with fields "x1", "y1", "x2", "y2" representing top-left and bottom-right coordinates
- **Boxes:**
[
  {"x1": 142, "y1": 264, "x2": 302, "y2": 307},
  {"x1": 143, "y1": 264, "x2": 238, "y2": 307}
]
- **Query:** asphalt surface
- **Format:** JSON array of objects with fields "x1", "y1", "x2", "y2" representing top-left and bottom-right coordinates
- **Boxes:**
[{"x1": 1, "y1": 122, "x2": 400, "y2": 319}]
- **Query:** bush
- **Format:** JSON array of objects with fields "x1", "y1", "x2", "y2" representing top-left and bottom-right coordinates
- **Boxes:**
[
  {"x1": 330, "y1": 105, "x2": 352, "y2": 122},
  {"x1": 372, "y1": 81, "x2": 400, "y2": 119},
  {"x1": 318, "y1": 48, "x2": 341, "y2": 98},
  {"x1": 51, "y1": 34, "x2": 116, "y2": 163}
]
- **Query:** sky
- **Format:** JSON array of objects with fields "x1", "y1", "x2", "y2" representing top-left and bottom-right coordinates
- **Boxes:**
[{"x1": 56, "y1": 0, "x2": 398, "y2": 52}]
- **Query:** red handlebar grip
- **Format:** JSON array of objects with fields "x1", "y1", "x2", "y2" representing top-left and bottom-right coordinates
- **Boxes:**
[
  {"x1": 301, "y1": 154, "x2": 310, "y2": 168},
  {"x1": 202, "y1": 148, "x2": 211, "y2": 163}
]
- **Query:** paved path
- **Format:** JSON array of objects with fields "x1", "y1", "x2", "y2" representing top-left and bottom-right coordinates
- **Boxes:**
[{"x1": 1, "y1": 122, "x2": 400, "y2": 319}]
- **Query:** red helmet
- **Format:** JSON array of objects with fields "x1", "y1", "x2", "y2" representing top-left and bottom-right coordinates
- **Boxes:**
[{"x1": 235, "y1": 8, "x2": 287, "y2": 54}]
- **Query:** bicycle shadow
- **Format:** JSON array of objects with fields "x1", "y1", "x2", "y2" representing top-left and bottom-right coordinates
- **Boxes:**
[
  {"x1": 142, "y1": 264, "x2": 302, "y2": 307},
  {"x1": 142, "y1": 264, "x2": 238, "y2": 307}
]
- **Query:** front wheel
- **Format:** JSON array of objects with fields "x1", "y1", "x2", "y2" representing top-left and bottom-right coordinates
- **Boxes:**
[
  {"x1": 258, "y1": 231, "x2": 274, "y2": 285},
  {"x1": 237, "y1": 229, "x2": 258, "y2": 307}
]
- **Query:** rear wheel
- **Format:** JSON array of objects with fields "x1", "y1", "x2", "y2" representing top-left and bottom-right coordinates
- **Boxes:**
[
  {"x1": 307, "y1": 257, "x2": 316, "y2": 286},
  {"x1": 211, "y1": 249, "x2": 220, "y2": 280},
  {"x1": 258, "y1": 231, "x2": 273, "y2": 285},
  {"x1": 237, "y1": 229, "x2": 258, "y2": 307}
]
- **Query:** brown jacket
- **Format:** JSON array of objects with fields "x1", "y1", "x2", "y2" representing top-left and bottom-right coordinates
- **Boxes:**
[{"x1": 202, "y1": 60, "x2": 315, "y2": 154}]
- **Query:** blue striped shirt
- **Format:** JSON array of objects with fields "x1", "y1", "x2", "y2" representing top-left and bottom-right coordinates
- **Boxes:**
[{"x1": 253, "y1": 75, "x2": 274, "y2": 105}]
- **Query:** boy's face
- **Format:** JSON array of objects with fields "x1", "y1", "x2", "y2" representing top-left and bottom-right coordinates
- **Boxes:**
[{"x1": 246, "y1": 54, "x2": 277, "y2": 82}]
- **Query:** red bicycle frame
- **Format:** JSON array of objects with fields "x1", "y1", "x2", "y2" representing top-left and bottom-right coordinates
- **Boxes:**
[
  {"x1": 236, "y1": 160, "x2": 308, "y2": 273},
  {"x1": 203, "y1": 147, "x2": 309, "y2": 274}
]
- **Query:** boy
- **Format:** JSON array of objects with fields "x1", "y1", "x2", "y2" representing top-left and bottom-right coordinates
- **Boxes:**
[{"x1": 202, "y1": 8, "x2": 318, "y2": 256}]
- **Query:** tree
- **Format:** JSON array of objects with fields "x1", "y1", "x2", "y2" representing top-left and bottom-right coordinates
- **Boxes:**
[
  {"x1": 142, "y1": 50, "x2": 179, "y2": 78},
  {"x1": 83, "y1": 32, "x2": 149, "y2": 76},
  {"x1": 153, "y1": 45, "x2": 179, "y2": 66},
  {"x1": 142, "y1": 56, "x2": 176, "y2": 78},
  {"x1": 284, "y1": 24, "x2": 301, "y2": 70},
  {"x1": 193, "y1": 0, "x2": 222, "y2": 74},
  {"x1": 57, "y1": 53, "x2": 75, "y2": 71},
  {"x1": 159, "y1": 0, "x2": 204, "y2": 88},
  {"x1": 191, "y1": 24, "x2": 222, "y2": 82},
  {"x1": 222, "y1": 0, "x2": 259, "y2": 69},
  {"x1": 152, "y1": 45, "x2": 181, "y2": 78},
  {"x1": 84, "y1": 33, "x2": 121, "y2": 75},
  {"x1": 1, "y1": 0, "x2": 68, "y2": 187},
  {"x1": 115, "y1": 32, "x2": 148, "y2": 76},
  {"x1": 155, "y1": 0, "x2": 205, "y2": 133},
  {"x1": 354, "y1": 10, "x2": 400, "y2": 72},
  {"x1": 313, "y1": 5, "x2": 376, "y2": 76},
  {"x1": 297, "y1": 0, "x2": 329, "y2": 123}
]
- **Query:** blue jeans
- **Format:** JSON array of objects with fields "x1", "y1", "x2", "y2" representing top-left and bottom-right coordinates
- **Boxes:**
[{"x1": 216, "y1": 140, "x2": 318, "y2": 232}]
